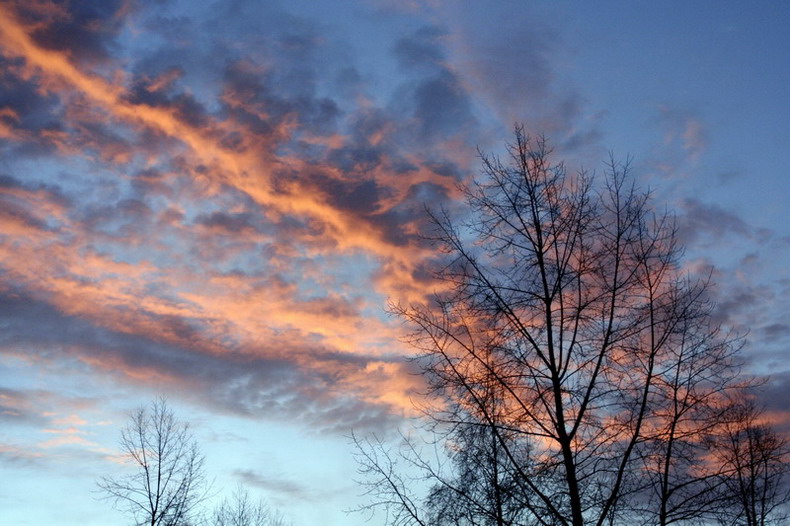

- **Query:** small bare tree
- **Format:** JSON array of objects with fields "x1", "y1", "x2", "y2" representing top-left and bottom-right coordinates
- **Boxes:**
[
  {"x1": 99, "y1": 398, "x2": 207, "y2": 526},
  {"x1": 211, "y1": 485, "x2": 289, "y2": 526},
  {"x1": 630, "y1": 320, "x2": 743, "y2": 526},
  {"x1": 713, "y1": 401, "x2": 790, "y2": 526}
]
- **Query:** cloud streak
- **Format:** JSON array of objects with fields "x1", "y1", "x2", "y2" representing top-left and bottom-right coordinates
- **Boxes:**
[
  {"x1": 2, "y1": 0, "x2": 783, "y2": 445},
  {"x1": 0, "y1": 0, "x2": 492, "y2": 435}
]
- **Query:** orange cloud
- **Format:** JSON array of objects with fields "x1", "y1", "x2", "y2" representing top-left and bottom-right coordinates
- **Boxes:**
[{"x1": 0, "y1": 3, "x2": 472, "y2": 422}]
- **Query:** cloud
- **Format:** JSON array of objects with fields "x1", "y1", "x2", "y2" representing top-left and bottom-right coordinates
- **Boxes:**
[
  {"x1": 0, "y1": 387, "x2": 52, "y2": 426},
  {"x1": 394, "y1": 25, "x2": 447, "y2": 70},
  {"x1": 194, "y1": 211, "x2": 258, "y2": 234},
  {"x1": 0, "y1": 290, "x2": 413, "y2": 434},
  {"x1": 411, "y1": 69, "x2": 474, "y2": 139},
  {"x1": 433, "y1": 6, "x2": 602, "y2": 152},
  {"x1": 389, "y1": 25, "x2": 477, "y2": 142},
  {"x1": 233, "y1": 469, "x2": 319, "y2": 501},
  {"x1": 453, "y1": 16, "x2": 555, "y2": 110},
  {"x1": 0, "y1": 385, "x2": 109, "y2": 466},
  {"x1": 0, "y1": 0, "x2": 597, "y2": 440},
  {"x1": 762, "y1": 323, "x2": 790, "y2": 343},
  {"x1": 0, "y1": 443, "x2": 43, "y2": 467},
  {"x1": 756, "y1": 372, "x2": 790, "y2": 432},
  {"x1": 677, "y1": 198, "x2": 752, "y2": 246},
  {"x1": 7, "y1": 0, "x2": 129, "y2": 65},
  {"x1": 658, "y1": 107, "x2": 708, "y2": 162}
]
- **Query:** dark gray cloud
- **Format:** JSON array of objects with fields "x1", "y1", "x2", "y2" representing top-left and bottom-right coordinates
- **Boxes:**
[
  {"x1": 459, "y1": 22, "x2": 554, "y2": 105},
  {"x1": 0, "y1": 58, "x2": 66, "y2": 156},
  {"x1": 763, "y1": 323, "x2": 790, "y2": 343},
  {"x1": 128, "y1": 85, "x2": 211, "y2": 129},
  {"x1": 219, "y1": 58, "x2": 342, "y2": 142},
  {"x1": 412, "y1": 70, "x2": 474, "y2": 139},
  {"x1": 11, "y1": 0, "x2": 128, "y2": 64},
  {"x1": 677, "y1": 198, "x2": 752, "y2": 246},
  {"x1": 233, "y1": 469, "x2": 318, "y2": 501},
  {"x1": 394, "y1": 25, "x2": 447, "y2": 70},
  {"x1": 195, "y1": 211, "x2": 258, "y2": 234},
  {"x1": 391, "y1": 26, "x2": 477, "y2": 141},
  {"x1": 0, "y1": 196, "x2": 49, "y2": 230},
  {"x1": 756, "y1": 372, "x2": 790, "y2": 433},
  {"x1": 316, "y1": 177, "x2": 385, "y2": 216},
  {"x1": 0, "y1": 52, "x2": 133, "y2": 164},
  {"x1": 78, "y1": 197, "x2": 155, "y2": 239},
  {"x1": 26, "y1": 3, "x2": 468, "y2": 259}
]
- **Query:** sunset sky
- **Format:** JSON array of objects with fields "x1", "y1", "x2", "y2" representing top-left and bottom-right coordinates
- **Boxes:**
[{"x1": 1, "y1": 1, "x2": 789, "y2": 525}]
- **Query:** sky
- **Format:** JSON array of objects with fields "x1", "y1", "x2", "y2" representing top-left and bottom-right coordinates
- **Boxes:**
[{"x1": 0, "y1": 1, "x2": 789, "y2": 525}]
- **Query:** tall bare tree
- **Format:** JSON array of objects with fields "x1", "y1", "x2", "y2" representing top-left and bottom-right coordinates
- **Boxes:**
[
  {"x1": 99, "y1": 398, "x2": 207, "y2": 526},
  {"x1": 357, "y1": 128, "x2": 750, "y2": 526}
]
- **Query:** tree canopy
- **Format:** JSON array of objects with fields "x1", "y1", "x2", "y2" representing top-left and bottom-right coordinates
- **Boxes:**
[{"x1": 355, "y1": 128, "x2": 789, "y2": 526}]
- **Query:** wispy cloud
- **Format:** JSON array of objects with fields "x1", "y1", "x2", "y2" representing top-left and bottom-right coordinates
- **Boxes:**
[
  {"x1": 1, "y1": 0, "x2": 783, "y2": 453},
  {"x1": 0, "y1": 0, "x2": 472, "y2": 432}
]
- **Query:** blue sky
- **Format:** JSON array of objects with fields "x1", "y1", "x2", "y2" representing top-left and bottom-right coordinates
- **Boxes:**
[{"x1": 0, "y1": 1, "x2": 788, "y2": 524}]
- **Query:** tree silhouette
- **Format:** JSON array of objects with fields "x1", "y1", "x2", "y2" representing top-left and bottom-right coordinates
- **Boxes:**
[
  {"x1": 211, "y1": 485, "x2": 290, "y2": 526},
  {"x1": 98, "y1": 398, "x2": 207, "y2": 526},
  {"x1": 356, "y1": 128, "x2": 763, "y2": 526},
  {"x1": 713, "y1": 401, "x2": 790, "y2": 526}
]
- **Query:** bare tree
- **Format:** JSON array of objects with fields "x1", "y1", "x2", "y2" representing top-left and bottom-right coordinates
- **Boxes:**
[
  {"x1": 421, "y1": 416, "x2": 533, "y2": 526},
  {"x1": 99, "y1": 398, "x2": 207, "y2": 526},
  {"x1": 356, "y1": 128, "x2": 749, "y2": 526},
  {"x1": 355, "y1": 380, "x2": 536, "y2": 526},
  {"x1": 211, "y1": 485, "x2": 289, "y2": 526},
  {"x1": 353, "y1": 431, "x2": 430, "y2": 526},
  {"x1": 630, "y1": 319, "x2": 744, "y2": 526},
  {"x1": 713, "y1": 401, "x2": 790, "y2": 526}
]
